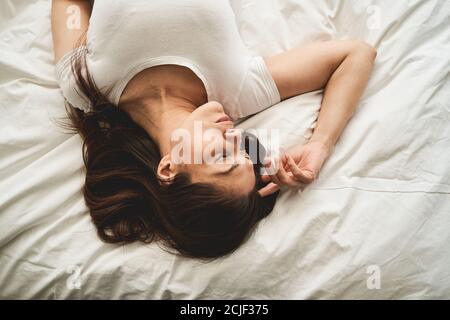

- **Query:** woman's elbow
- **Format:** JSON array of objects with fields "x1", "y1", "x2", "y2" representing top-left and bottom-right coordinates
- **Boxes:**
[{"x1": 353, "y1": 40, "x2": 378, "y2": 61}]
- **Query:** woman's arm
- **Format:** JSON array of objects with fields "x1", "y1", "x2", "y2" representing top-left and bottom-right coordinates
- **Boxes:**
[
  {"x1": 51, "y1": 0, "x2": 92, "y2": 63},
  {"x1": 259, "y1": 40, "x2": 377, "y2": 196},
  {"x1": 265, "y1": 40, "x2": 377, "y2": 150}
]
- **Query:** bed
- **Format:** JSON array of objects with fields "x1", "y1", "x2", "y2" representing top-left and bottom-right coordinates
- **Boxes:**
[{"x1": 1, "y1": 0, "x2": 449, "y2": 299}]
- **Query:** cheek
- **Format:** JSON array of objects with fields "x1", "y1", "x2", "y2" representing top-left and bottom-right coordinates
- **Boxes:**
[
  {"x1": 247, "y1": 164, "x2": 257, "y2": 187},
  {"x1": 181, "y1": 163, "x2": 213, "y2": 182},
  {"x1": 186, "y1": 126, "x2": 207, "y2": 165},
  {"x1": 173, "y1": 162, "x2": 187, "y2": 175},
  {"x1": 247, "y1": 171, "x2": 257, "y2": 190},
  {"x1": 233, "y1": 167, "x2": 256, "y2": 193},
  {"x1": 226, "y1": 173, "x2": 256, "y2": 195}
]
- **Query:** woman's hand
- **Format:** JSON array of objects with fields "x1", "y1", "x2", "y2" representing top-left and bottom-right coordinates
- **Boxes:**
[
  {"x1": 258, "y1": 141, "x2": 331, "y2": 197},
  {"x1": 258, "y1": 40, "x2": 376, "y2": 198}
]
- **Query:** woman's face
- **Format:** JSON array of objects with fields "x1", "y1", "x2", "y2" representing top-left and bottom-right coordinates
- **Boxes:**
[{"x1": 167, "y1": 101, "x2": 256, "y2": 195}]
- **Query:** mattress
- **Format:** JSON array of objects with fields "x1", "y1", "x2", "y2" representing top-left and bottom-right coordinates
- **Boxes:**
[{"x1": 0, "y1": 0, "x2": 449, "y2": 299}]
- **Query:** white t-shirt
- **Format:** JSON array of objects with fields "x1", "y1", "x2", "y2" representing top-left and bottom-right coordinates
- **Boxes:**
[{"x1": 55, "y1": 0, "x2": 280, "y2": 119}]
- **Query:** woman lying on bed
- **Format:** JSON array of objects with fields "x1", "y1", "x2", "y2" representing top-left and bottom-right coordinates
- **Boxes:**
[{"x1": 51, "y1": 0, "x2": 376, "y2": 260}]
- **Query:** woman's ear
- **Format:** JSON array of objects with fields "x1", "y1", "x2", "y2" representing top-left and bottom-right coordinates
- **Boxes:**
[{"x1": 157, "y1": 155, "x2": 177, "y2": 185}]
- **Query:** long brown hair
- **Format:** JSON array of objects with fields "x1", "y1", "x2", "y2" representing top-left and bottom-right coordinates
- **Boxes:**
[{"x1": 60, "y1": 45, "x2": 278, "y2": 261}]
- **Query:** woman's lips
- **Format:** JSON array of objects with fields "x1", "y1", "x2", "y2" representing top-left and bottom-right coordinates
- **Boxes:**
[{"x1": 216, "y1": 114, "x2": 232, "y2": 123}]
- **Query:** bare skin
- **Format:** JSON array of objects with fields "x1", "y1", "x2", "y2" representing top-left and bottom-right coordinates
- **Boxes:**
[
  {"x1": 52, "y1": 0, "x2": 377, "y2": 197},
  {"x1": 119, "y1": 66, "x2": 256, "y2": 195},
  {"x1": 118, "y1": 64, "x2": 209, "y2": 155}
]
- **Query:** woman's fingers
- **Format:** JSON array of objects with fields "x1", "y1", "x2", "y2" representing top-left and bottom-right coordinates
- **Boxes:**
[
  {"x1": 274, "y1": 156, "x2": 297, "y2": 187},
  {"x1": 270, "y1": 170, "x2": 283, "y2": 186},
  {"x1": 262, "y1": 155, "x2": 304, "y2": 188},
  {"x1": 263, "y1": 157, "x2": 283, "y2": 186},
  {"x1": 258, "y1": 182, "x2": 280, "y2": 197},
  {"x1": 286, "y1": 155, "x2": 302, "y2": 175},
  {"x1": 260, "y1": 158, "x2": 273, "y2": 183},
  {"x1": 287, "y1": 155, "x2": 315, "y2": 184}
]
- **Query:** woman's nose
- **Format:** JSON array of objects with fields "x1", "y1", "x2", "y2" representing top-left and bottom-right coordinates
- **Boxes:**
[
  {"x1": 225, "y1": 129, "x2": 243, "y2": 153},
  {"x1": 225, "y1": 128, "x2": 242, "y2": 139}
]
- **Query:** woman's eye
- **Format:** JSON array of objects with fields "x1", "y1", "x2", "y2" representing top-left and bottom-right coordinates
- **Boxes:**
[
  {"x1": 241, "y1": 150, "x2": 250, "y2": 159},
  {"x1": 216, "y1": 151, "x2": 231, "y2": 162}
]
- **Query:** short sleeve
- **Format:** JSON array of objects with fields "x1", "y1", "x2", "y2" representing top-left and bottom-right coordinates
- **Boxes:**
[
  {"x1": 54, "y1": 46, "x2": 93, "y2": 113},
  {"x1": 235, "y1": 56, "x2": 281, "y2": 118}
]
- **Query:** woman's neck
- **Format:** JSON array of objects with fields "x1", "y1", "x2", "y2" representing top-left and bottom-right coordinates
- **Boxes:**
[
  {"x1": 123, "y1": 90, "x2": 196, "y2": 156},
  {"x1": 118, "y1": 65, "x2": 207, "y2": 156}
]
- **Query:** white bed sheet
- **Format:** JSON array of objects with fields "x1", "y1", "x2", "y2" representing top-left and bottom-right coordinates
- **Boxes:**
[{"x1": 0, "y1": 0, "x2": 449, "y2": 299}]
